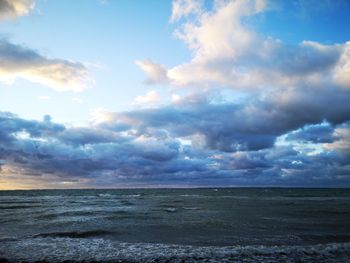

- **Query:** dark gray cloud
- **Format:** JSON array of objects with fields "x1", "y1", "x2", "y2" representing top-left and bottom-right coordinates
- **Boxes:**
[
  {"x1": 109, "y1": 85, "x2": 350, "y2": 153},
  {"x1": 0, "y1": 112, "x2": 65, "y2": 143},
  {"x1": 1, "y1": 84, "x2": 350, "y2": 187}
]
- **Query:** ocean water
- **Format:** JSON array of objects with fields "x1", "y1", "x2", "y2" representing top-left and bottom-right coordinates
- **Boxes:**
[{"x1": 0, "y1": 188, "x2": 350, "y2": 262}]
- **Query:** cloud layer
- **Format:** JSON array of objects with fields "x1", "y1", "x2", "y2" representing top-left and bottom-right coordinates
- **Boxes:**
[{"x1": 1, "y1": 87, "x2": 349, "y2": 188}]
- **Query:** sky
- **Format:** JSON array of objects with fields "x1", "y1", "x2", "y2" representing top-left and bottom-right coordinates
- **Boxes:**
[{"x1": 0, "y1": 0, "x2": 350, "y2": 189}]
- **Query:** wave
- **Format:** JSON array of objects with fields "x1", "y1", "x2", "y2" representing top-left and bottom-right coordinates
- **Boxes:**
[
  {"x1": 97, "y1": 194, "x2": 114, "y2": 198},
  {"x1": 0, "y1": 205, "x2": 39, "y2": 210},
  {"x1": 164, "y1": 208, "x2": 177, "y2": 213},
  {"x1": 120, "y1": 200, "x2": 135, "y2": 206},
  {"x1": 0, "y1": 238, "x2": 349, "y2": 262},
  {"x1": 31, "y1": 230, "x2": 111, "y2": 239},
  {"x1": 0, "y1": 237, "x2": 18, "y2": 242},
  {"x1": 36, "y1": 210, "x2": 98, "y2": 220},
  {"x1": 183, "y1": 207, "x2": 201, "y2": 210}
]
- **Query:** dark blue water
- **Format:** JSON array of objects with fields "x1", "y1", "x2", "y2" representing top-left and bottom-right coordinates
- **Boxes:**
[{"x1": 0, "y1": 188, "x2": 350, "y2": 262}]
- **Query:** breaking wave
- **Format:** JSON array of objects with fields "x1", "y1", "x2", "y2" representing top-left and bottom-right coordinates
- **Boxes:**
[{"x1": 0, "y1": 238, "x2": 349, "y2": 262}]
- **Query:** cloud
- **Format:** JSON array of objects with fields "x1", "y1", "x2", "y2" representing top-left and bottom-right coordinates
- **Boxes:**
[
  {"x1": 170, "y1": 0, "x2": 203, "y2": 22},
  {"x1": 0, "y1": 111, "x2": 184, "y2": 186},
  {"x1": 286, "y1": 123, "x2": 334, "y2": 144},
  {"x1": 0, "y1": 0, "x2": 35, "y2": 20},
  {"x1": 333, "y1": 42, "x2": 350, "y2": 88},
  {"x1": 135, "y1": 60, "x2": 169, "y2": 85},
  {"x1": 122, "y1": 0, "x2": 350, "y2": 187},
  {"x1": 103, "y1": 85, "x2": 350, "y2": 153},
  {"x1": 1, "y1": 0, "x2": 349, "y2": 188},
  {"x1": 134, "y1": 90, "x2": 161, "y2": 106},
  {"x1": 1, "y1": 106, "x2": 349, "y2": 188},
  {"x1": 137, "y1": 0, "x2": 349, "y2": 90},
  {"x1": 0, "y1": 39, "x2": 91, "y2": 91},
  {"x1": 0, "y1": 112, "x2": 65, "y2": 143},
  {"x1": 323, "y1": 123, "x2": 350, "y2": 158}
]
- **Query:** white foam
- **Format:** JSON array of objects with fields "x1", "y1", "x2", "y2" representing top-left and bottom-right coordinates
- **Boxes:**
[{"x1": 0, "y1": 238, "x2": 349, "y2": 262}]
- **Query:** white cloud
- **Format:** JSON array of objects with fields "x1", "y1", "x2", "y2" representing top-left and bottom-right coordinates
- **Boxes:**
[
  {"x1": 333, "y1": 42, "x2": 350, "y2": 89},
  {"x1": 134, "y1": 90, "x2": 161, "y2": 106},
  {"x1": 323, "y1": 125, "x2": 350, "y2": 156},
  {"x1": 170, "y1": 0, "x2": 202, "y2": 22},
  {"x1": 138, "y1": 0, "x2": 349, "y2": 91},
  {"x1": 170, "y1": 91, "x2": 208, "y2": 105},
  {"x1": 0, "y1": 0, "x2": 35, "y2": 20},
  {"x1": 90, "y1": 108, "x2": 140, "y2": 127},
  {"x1": 135, "y1": 59, "x2": 168, "y2": 85},
  {"x1": 171, "y1": 93, "x2": 182, "y2": 104},
  {"x1": 0, "y1": 39, "x2": 91, "y2": 92},
  {"x1": 90, "y1": 108, "x2": 113, "y2": 124},
  {"x1": 172, "y1": 0, "x2": 265, "y2": 62}
]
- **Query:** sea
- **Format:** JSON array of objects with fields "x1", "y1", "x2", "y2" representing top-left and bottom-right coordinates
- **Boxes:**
[{"x1": 0, "y1": 188, "x2": 349, "y2": 262}]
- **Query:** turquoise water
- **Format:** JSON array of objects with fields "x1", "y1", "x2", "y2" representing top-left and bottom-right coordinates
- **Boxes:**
[{"x1": 0, "y1": 188, "x2": 350, "y2": 262}]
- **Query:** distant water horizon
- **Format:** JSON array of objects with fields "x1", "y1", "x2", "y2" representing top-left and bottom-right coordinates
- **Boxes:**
[
  {"x1": 1, "y1": 188, "x2": 350, "y2": 262},
  {"x1": 2, "y1": 186, "x2": 350, "y2": 191}
]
